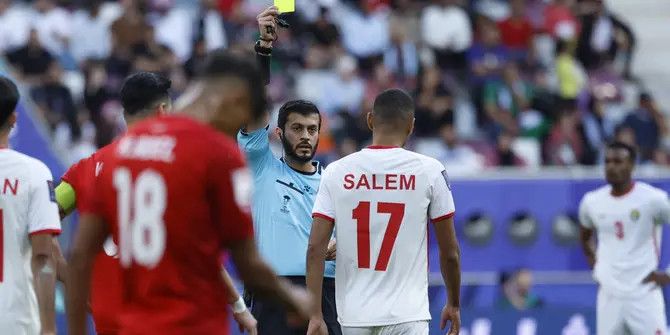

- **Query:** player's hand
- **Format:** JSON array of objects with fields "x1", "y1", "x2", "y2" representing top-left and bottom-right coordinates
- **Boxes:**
[
  {"x1": 643, "y1": 271, "x2": 670, "y2": 286},
  {"x1": 325, "y1": 239, "x2": 337, "y2": 261},
  {"x1": 40, "y1": 331, "x2": 56, "y2": 335},
  {"x1": 285, "y1": 286, "x2": 314, "y2": 327},
  {"x1": 257, "y1": 6, "x2": 279, "y2": 44},
  {"x1": 440, "y1": 305, "x2": 460, "y2": 335},
  {"x1": 233, "y1": 309, "x2": 258, "y2": 335},
  {"x1": 306, "y1": 317, "x2": 328, "y2": 335}
]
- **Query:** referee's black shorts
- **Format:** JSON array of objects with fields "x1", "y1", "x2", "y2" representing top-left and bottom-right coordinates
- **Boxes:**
[{"x1": 244, "y1": 276, "x2": 341, "y2": 335}]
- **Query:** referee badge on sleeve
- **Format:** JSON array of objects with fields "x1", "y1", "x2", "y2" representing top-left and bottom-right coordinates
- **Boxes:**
[
  {"x1": 47, "y1": 180, "x2": 56, "y2": 203},
  {"x1": 441, "y1": 170, "x2": 452, "y2": 191}
]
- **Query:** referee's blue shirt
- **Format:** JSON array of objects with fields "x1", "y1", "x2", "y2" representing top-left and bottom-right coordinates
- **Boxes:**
[{"x1": 238, "y1": 126, "x2": 336, "y2": 278}]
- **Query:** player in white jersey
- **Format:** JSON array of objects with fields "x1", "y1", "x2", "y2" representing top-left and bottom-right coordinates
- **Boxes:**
[
  {"x1": 0, "y1": 76, "x2": 60, "y2": 334},
  {"x1": 579, "y1": 141, "x2": 670, "y2": 335},
  {"x1": 306, "y1": 89, "x2": 461, "y2": 335}
]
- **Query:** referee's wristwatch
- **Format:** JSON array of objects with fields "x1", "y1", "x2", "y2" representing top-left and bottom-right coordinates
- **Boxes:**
[{"x1": 255, "y1": 40, "x2": 272, "y2": 56}]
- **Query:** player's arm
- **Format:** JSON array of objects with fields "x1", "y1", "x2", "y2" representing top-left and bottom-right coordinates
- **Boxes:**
[
  {"x1": 433, "y1": 215, "x2": 461, "y2": 335},
  {"x1": 66, "y1": 213, "x2": 108, "y2": 335},
  {"x1": 642, "y1": 193, "x2": 670, "y2": 286},
  {"x1": 428, "y1": 167, "x2": 460, "y2": 334},
  {"x1": 221, "y1": 267, "x2": 258, "y2": 335},
  {"x1": 30, "y1": 233, "x2": 57, "y2": 335},
  {"x1": 52, "y1": 181, "x2": 78, "y2": 283},
  {"x1": 305, "y1": 216, "x2": 334, "y2": 335},
  {"x1": 578, "y1": 197, "x2": 597, "y2": 269},
  {"x1": 229, "y1": 239, "x2": 313, "y2": 323},
  {"x1": 243, "y1": 5, "x2": 279, "y2": 132},
  {"x1": 27, "y1": 162, "x2": 62, "y2": 335}
]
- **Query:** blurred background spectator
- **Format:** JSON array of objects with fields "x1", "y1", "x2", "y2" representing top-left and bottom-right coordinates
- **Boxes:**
[
  {"x1": 497, "y1": 268, "x2": 544, "y2": 311},
  {"x1": 0, "y1": 0, "x2": 665, "y2": 170}
]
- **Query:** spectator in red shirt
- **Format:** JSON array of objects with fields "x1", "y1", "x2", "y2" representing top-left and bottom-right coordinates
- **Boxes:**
[{"x1": 498, "y1": 0, "x2": 534, "y2": 54}]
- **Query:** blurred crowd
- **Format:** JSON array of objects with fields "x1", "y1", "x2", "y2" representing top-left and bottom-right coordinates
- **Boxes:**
[{"x1": 1, "y1": 0, "x2": 668, "y2": 173}]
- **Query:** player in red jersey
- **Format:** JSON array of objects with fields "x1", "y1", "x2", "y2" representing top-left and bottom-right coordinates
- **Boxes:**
[
  {"x1": 60, "y1": 71, "x2": 258, "y2": 334},
  {"x1": 65, "y1": 50, "x2": 313, "y2": 335}
]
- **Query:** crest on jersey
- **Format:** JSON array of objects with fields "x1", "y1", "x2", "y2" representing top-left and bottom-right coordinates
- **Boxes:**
[
  {"x1": 47, "y1": 180, "x2": 56, "y2": 203},
  {"x1": 630, "y1": 209, "x2": 640, "y2": 222},
  {"x1": 441, "y1": 170, "x2": 451, "y2": 190},
  {"x1": 280, "y1": 195, "x2": 291, "y2": 213}
]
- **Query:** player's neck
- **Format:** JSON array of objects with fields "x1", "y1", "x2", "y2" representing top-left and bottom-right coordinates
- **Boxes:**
[
  {"x1": 611, "y1": 180, "x2": 634, "y2": 196},
  {"x1": 284, "y1": 155, "x2": 315, "y2": 173},
  {"x1": 371, "y1": 134, "x2": 404, "y2": 148},
  {"x1": 0, "y1": 133, "x2": 8, "y2": 149}
]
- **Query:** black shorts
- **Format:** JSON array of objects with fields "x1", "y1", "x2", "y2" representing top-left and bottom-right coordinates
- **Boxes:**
[{"x1": 244, "y1": 276, "x2": 341, "y2": 335}]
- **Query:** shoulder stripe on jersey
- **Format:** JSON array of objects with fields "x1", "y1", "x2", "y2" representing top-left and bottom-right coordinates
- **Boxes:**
[
  {"x1": 313, "y1": 212, "x2": 334, "y2": 223},
  {"x1": 432, "y1": 212, "x2": 455, "y2": 222},
  {"x1": 276, "y1": 179, "x2": 304, "y2": 195},
  {"x1": 29, "y1": 229, "x2": 62, "y2": 236}
]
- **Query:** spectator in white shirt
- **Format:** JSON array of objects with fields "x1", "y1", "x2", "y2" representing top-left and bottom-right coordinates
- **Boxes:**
[
  {"x1": 150, "y1": 0, "x2": 194, "y2": 62},
  {"x1": 197, "y1": 0, "x2": 228, "y2": 52},
  {"x1": 30, "y1": 0, "x2": 71, "y2": 56},
  {"x1": 333, "y1": 0, "x2": 390, "y2": 73},
  {"x1": 0, "y1": 0, "x2": 30, "y2": 53},
  {"x1": 70, "y1": 0, "x2": 117, "y2": 64},
  {"x1": 321, "y1": 55, "x2": 365, "y2": 117},
  {"x1": 421, "y1": 0, "x2": 472, "y2": 73}
]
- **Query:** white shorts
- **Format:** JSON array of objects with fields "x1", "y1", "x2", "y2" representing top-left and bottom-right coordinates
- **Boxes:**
[
  {"x1": 597, "y1": 286, "x2": 668, "y2": 335},
  {"x1": 342, "y1": 321, "x2": 429, "y2": 335}
]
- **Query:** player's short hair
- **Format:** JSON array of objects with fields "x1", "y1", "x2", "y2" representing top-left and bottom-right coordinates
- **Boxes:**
[
  {"x1": 606, "y1": 141, "x2": 637, "y2": 162},
  {"x1": 277, "y1": 100, "x2": 321, "y2": 130},
  {"x1": 0, "y1": 76, "x2": 19, "y2": 128},
  {"x1": 198, "y1": 48, "x2": 266, "y2": 120},
  {"x1": 372, "y1": 88, "x2": 414, "y2": 125},
  {"x1": 120, "y1": 72, "x2": 172, "y2": 116}
]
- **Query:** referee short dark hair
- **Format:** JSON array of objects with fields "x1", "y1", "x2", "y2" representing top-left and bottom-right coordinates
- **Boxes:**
[
  {"x1": 120, "y1": 72, "x2": 172, "y2": 116},
  {"x1": 0, "y1": 76, "x2": 19, "y2": 129},
  {"x1": 277, "y1": 100, "x2": 321, "y2": 130},
  {"x1": 607, "y1": 141, "x2": 637, "y2": 163}
]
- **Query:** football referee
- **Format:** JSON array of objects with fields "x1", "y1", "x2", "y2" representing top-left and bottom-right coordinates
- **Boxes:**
[{"x1": 239, "y1": 6, "x2": 340, "y2": 335}]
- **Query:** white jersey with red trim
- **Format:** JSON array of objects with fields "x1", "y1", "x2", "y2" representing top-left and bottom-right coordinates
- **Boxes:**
[
  {"x1": 0, "y1": 149, "x2": 61, "y2": 334},
  {"x1": 579, "y1": 182, "x2": 670, "y2": 297},
  {"x1": 313, "y1": 146, "x2": 455, "y2": 327}
]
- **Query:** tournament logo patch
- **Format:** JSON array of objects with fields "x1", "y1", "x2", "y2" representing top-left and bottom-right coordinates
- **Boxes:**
[
  {"x1": 441, "y1": 170, "x2": 452, "y2": 190},
  {"x1": 47, "y1": 180, "x2": 56, "y2": 203},
  {"x1": 630, "y1": 209, "x2": 640, "y2": 222}
]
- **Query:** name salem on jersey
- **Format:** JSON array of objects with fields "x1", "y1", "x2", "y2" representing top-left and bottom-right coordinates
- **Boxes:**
[{"x1": 343, "y1": 174, "x2": 416, "y2": 191}]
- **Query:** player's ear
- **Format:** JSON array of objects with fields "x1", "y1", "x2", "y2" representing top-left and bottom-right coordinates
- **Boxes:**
[
  {"x1": 366, "y1": 112, "x2": 374, "y2": 131},
  {"x1": 408, "y1": 117, "x2": 415, "y2": 136},
  {"x1": 274, "y1": 127, "x2": 283, "y2": 140},
  {"x1": 7, "y1": 112, "x2": 16, "y2": 128}
]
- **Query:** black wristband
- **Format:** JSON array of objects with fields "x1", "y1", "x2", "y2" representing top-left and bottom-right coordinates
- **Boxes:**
[{"x1": 254, "y1": 40, "x2": 272, "y2": 56}]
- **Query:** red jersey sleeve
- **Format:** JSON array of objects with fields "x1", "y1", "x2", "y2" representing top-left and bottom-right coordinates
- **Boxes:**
[
  {"x1": 207, "y1": 138, "x2": 254, "y2": 247},
  {"x1": 61, "y1": 155, "x2": 94, "y2": 196}
]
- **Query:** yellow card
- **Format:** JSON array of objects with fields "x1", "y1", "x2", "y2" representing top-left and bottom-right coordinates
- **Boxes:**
[{"x1": 274, "y1": 0, "x2": 295, "y2": 13}]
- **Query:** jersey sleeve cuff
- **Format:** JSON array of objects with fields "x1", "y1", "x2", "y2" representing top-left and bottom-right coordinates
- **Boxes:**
[
  {"x1": 29, "y1": 229, "x2": 62, "y2": 236},
  {"x1": 431, "y1": 211, "x2": 455, "y2": 222},
  {"x1": 313, "y1": 212, "x2": 335, "y2": 223}
]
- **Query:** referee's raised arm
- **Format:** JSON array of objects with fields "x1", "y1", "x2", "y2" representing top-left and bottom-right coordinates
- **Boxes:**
[{"x1": 245, "y1": 5, "x2": 278, "y2": 132}]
